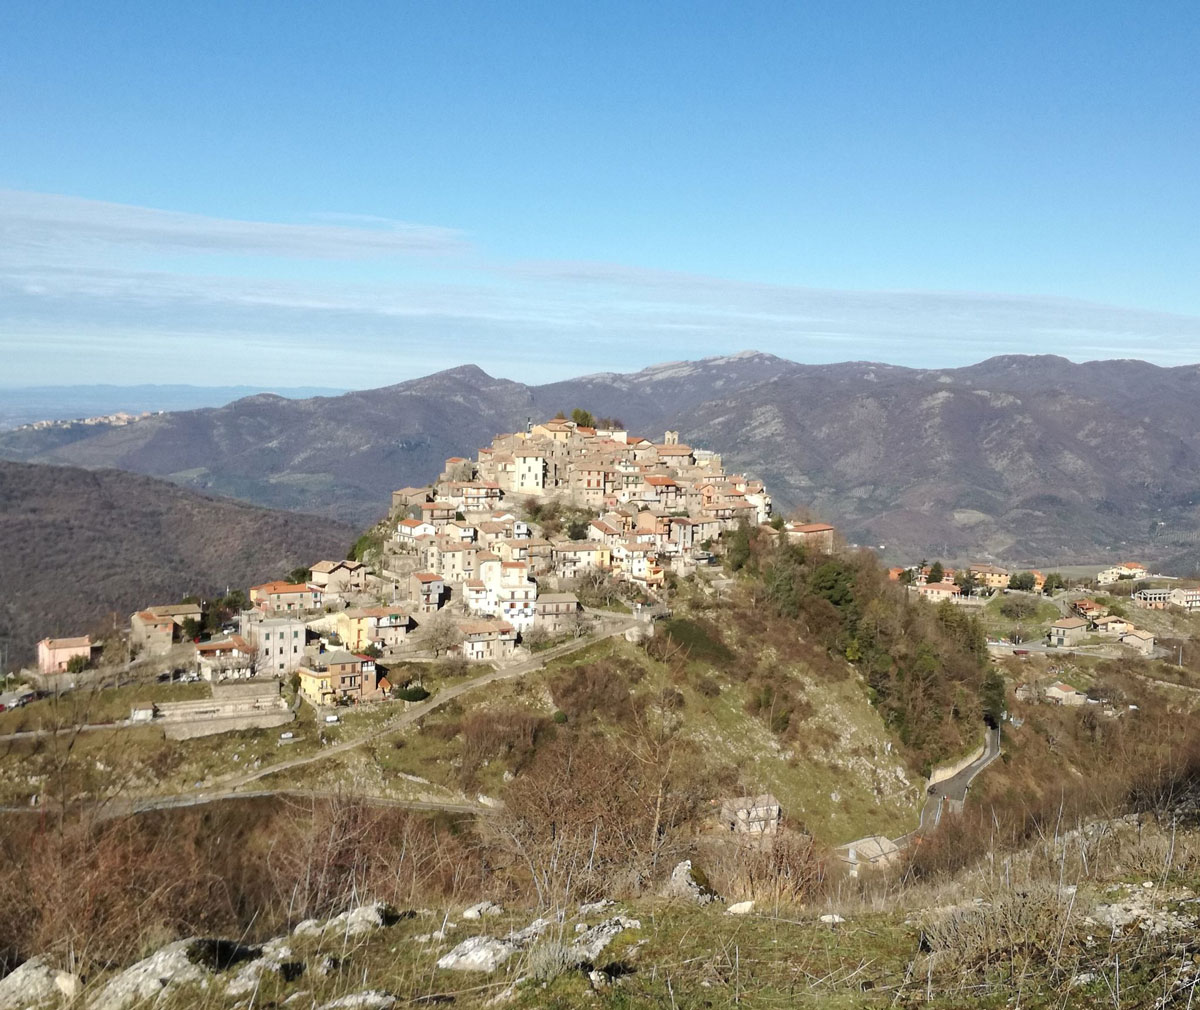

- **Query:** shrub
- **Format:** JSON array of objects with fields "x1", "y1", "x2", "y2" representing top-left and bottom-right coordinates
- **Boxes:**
[
  {"x1": 461, "y1": 709, "x2": 546, "y2": 784},
  {"x1": 999, "y1": 597, "x2": 1038, "y2": 620},
  {"x1": 657, "y1": 618, "x2": 733, "y2": 666},
  {"x1": 395, "y1": 685, "x2": 430, "y2": 702},
  {"x1": 552, "y1": 710, "x2": 568, "y2": 724},
  {"x1": 549, "y1": 660, "x2": 639, "y2": 724}
]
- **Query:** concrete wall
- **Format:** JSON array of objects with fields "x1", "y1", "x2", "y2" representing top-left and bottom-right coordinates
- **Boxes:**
[
  {"x1": 164, "y1": 710, "x2": 294, "y2": 740},
  {"x1": 928, "y1": 742, "x2": 986, "y2": 787}
]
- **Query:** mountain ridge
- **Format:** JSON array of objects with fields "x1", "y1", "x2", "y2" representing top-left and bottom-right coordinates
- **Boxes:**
[{"x1": 2, "y1": 353, "x2": 1198, "y2": 568}]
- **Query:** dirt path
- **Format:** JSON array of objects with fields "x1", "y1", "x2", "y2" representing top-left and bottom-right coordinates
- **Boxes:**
[{"x1": 110, "y1": 613, "x2": 638, "y2": 814}]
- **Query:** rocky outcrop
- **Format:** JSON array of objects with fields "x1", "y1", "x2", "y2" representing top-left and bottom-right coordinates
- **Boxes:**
[
  {"x1": 662, "y1": 860, "x2": 721, "y2": 905},
  {"x1": 316, "y1": 992, "x2": 396, "y2": 1010},
  {"x1": 437, "y1": 913, "x2": 641, "y2": 974},
  {"x1": 569, "y1": 916, "x2": 642, "y2": 962},
  {"x1": 0, "y1": 957, "x2": 80, "y2": 1010},
  {"x1": 225, "y1": 937, "x2": 305, "y2": 997},
  {"x1": 88, "y1": 938, "x2": 259, "y2": 1010},
  {"x1": 462, "y1": 900, "x2": 503, "y2": 921},
  {"x1": 437, "y1": 936, "x2": 517, "y2": 973},
  {"x1": 295, "y1": 902, "x2": 407, "y2": 939}
]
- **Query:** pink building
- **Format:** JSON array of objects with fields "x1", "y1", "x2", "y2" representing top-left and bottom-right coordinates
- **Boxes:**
[{"x1": 37, "y1": 636, "x2": 93, "y2": 674}]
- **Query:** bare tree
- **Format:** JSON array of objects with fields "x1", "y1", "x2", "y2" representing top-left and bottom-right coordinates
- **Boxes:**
[{"x1": 421, "y1": 611, "x2": 462, "y2": 659}]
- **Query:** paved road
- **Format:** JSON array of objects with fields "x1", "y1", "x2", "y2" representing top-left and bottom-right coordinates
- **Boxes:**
[
  {"x1": 1, "y1": 788, "x2": 488, "y2": 821},
  {"x1": 914, "y1": 725, "x2": 1001, "y2": 834},
  {"x1": 0, "y1": 721, "x2": 131, "y2": 744}
]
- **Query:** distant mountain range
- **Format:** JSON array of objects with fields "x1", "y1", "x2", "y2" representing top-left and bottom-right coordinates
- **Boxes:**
[
  {"x1": 2, "y1": 352, "x2": 1199, "y2": 571},
  {"x1": 0, "y1": 461, "x2": 356, "y2": 665},
  {"x1": 0, "y1": 383, "x2": 347, "y2": 430}
]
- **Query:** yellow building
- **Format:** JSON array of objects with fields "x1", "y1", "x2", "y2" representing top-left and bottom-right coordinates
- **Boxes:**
[
  {"x1": 335, "y1": 606, "x2": 412, "y2": 652},
  {"x1": 297, "y1": 664, "x2": 333, "y2": 706},
  {"x1": 968, "y1": 564, "x2": 1010, "y2": 591}
]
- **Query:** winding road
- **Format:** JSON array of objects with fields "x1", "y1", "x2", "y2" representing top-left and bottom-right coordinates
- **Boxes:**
[{"x1": 915, "y1": 724, "x2": 1001, "y2": 833}]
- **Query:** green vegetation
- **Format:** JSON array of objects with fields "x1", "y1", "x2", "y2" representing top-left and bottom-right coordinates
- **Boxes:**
[
  {"x1": 520, "y1": 498, "x2": 594, "y2": 539},
  {"x1": 0, "y1": 681, "x2": 210, "y2": 735},
  {"x1": 1008, "y1": 570, "x2": 1037, "y2": 591},
  {"x1": 348, "y1": 528, "x2": 384, "y2": 562},
  {"x1": 982, "y1": 594, "x2": 1060, "y2": 642},
  {"x1": 1042, "y1": 572, "x2": 1066, "y2": 593}
]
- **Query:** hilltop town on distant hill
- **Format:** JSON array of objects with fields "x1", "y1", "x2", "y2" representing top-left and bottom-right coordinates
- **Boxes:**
[{"x1": 26, "y1": 416, "x2": 838, "y2": 734}]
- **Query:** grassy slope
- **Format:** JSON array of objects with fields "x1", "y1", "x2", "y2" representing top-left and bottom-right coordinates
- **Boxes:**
[{"x1": 253, "y1": 630, "x2": 924, "y2": 844}]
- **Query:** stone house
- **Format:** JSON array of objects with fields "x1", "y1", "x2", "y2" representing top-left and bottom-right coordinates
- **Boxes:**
[
  {"x1": 131, "y1": 609, "x2": 177, "y2": 655},
  {"x1": 535, "y1": 593, "x2": 582, "y2": 634},
  {"x1": 1121, "y1": 628, "x2": 1156, "y2": 655},
  {"x1": 784, "y1": 522, "x2": 836, "y2": 553},
  {"x1": 719, "y1": 794, "x2": 783, "y2": 835},
  {"x1": 454, "y1": 619, "x2": 518, "y2": 663},
  {"x1": 391, "y1": 486, "x2": 431, "y2": 511},
  {"x1": 1045, "y1": 682, "x2": 1086, "y2": 706},
  {"x1": 309, "y1": 560, "x2": 367, "y2": 595}
]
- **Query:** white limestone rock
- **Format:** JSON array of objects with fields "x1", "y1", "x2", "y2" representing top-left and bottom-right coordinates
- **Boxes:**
[
  {"x1": 662, "y1": 860, "x2": 720, "y2": 905},
  {"x1": 225, "y1": 937, "x2": 303, "y2": 997},
  {"x1": 317, "y1": 991, "x2": 396, "y2": 1010},
  {"x1": 436, "y1": 936, "x2": 517, "y2": 973},
  {"x1": 462, "y1": 900, "x2": 502, "y2": 920},
  {"x1": 87, "y1": 935, "x2": 224, "y2": 1007},
  {"x1": 0, "y1": 957, "x2": 80, "y2": 1010},
  {"x1": 726, "y1": 901, "x2": 755, "y2": 916},
  {"x1": 570, "y1": 916, "x2": 641, "y2": 962}
]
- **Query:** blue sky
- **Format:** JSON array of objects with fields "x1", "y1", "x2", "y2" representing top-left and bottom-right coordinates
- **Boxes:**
[{"x1": 1, "y1": 1, "x2": 1197, "y2": 386}]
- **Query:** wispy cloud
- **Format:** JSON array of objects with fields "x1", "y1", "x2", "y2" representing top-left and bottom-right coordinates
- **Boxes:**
[
  {"x1": 1, "y1": 190, "x2": 1198, "y2": 385},
  {"x1": 0, "y1": 189, "x2": 466, "y2": 261}
]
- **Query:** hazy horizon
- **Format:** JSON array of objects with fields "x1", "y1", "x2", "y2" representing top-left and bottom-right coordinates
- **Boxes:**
[{"x1": 3, "y1": 3, "x2": 1199, "y2": 386}]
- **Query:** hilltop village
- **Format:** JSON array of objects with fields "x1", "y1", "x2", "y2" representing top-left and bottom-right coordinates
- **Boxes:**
[
  {"x1": 22, "y1": 417, "x2": 837, "y2": 732},
  {"x1": 21, "y1": 412, "x2": 1197, "y2": 743}
]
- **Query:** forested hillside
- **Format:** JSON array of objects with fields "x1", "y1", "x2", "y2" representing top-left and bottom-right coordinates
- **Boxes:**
[{"x1": 0, "y1": 461, "x2": 356, "y2": 665}]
